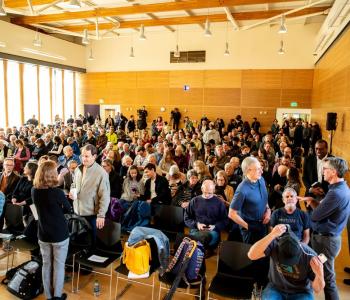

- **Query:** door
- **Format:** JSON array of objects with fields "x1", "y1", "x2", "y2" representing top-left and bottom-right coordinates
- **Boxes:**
[{"x1": 84, "y1": 104, "x2": 100, "y2": 118}]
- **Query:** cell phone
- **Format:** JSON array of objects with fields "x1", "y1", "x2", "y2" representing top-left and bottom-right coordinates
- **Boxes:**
[
  {"x1": 311, "y1": 182, "x2": 322, "y2": 188},
  {"x1": 318, "y1": 253, "x2": 328, "y2": 264}
]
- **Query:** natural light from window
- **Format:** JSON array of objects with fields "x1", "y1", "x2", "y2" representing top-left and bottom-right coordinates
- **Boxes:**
[
  {"x1": 7, "y1": 61, "x2": 21, "y2": 127},
  {"x1": 23, "y1": 64, "x2": 39, "y2": 123}
]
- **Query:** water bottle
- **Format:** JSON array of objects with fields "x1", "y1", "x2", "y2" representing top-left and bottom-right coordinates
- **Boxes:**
[{"x1": 93, "y1": 279, "x2": 100, "y2": 297}]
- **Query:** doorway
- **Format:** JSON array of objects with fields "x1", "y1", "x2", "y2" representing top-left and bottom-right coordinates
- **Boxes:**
[
  {"x1": 275, "y1": 108, "x2": 311, "y2": 125},
  {"x1": 100, "y1": 105, "x2": 121, "y2": 122}
]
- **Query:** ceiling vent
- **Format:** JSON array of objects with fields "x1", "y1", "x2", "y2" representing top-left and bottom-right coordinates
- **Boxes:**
[{"x1": 170, "y1": 50, "x2": 206, "y2": 63}]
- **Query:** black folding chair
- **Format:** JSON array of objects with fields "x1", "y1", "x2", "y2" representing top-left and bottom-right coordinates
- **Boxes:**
[
  {"x1": 208, "y1": 241, "x2": 259, "y2": 300},
  {"x1": 75, "y1": 219, "x2": 122, "y2": 299},
  {"x1": 114, "y1": 237, "x2": 159, "y2": 300},
  {"x1": 152, "y1": 205, "x2": 184, "y2": 243}
]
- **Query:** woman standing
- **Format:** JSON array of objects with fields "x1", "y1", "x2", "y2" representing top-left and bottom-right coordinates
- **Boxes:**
[
  {"x1": 13, "y1": 139, "x2": 31, "y2": 174},
  {"x1": 32, "y1": 160, "x2": 71, "y2": 300}
]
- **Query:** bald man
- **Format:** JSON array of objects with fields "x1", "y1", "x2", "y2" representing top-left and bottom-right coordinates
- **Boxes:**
[{"x1": 184, "y1": 180, "x2": 228, "y2": 249}]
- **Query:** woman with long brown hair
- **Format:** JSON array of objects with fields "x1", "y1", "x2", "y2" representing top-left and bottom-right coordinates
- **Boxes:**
[{"x1": 32, "y1": 160, "x2": 71, "y2": 300}]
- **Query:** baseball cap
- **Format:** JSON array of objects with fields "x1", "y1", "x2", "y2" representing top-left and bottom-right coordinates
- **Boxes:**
[{"x1": 277, "y1": 233, "x2": 302, "y2": 266}]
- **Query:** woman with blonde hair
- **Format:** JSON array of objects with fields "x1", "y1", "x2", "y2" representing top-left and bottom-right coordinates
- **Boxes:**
[
  {"x1": 193, "y1": 160, "x2": 212, "y2": 182},
  {"x1": 32, "y1": 160, "x2": 71, "y2": 300},
  {"x1": 158, "y1": 150, "x2": 177, "y2": 175},
  {"x1": 214, "y1": 170, "x2": 234, "y2": 207}
]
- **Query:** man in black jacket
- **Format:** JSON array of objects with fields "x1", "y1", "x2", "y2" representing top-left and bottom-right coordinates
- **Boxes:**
[
  {"x1": 143, "y1": 163, "x2": 171, "y2": 207},
  {"x1": 302, "y1": 139, "x2": 330, "y2": 198}
]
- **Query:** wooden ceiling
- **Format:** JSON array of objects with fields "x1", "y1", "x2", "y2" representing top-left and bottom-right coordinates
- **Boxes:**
[{"x1": 3, "y1": 0, "x2": 333, "y2": 37}]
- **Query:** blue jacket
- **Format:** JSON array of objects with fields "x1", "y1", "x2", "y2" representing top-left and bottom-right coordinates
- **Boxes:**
[
  {"x1": 128, "y1": 226, "x2": 170, "y2": 274},
  {"x1": 0, "y1": 192, "x2": 5, "y2": 215}
]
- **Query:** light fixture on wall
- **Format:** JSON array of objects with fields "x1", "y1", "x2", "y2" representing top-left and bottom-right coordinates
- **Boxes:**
[
  {"x1": 33, "y1": 30, "x2": 42, "y2": 47},
  {"x1": 88, "y1": 47, "x2": 94, "y2": 60},
  {"x1": 160, "y1": 107, "x2": 166, "y2": 112},
  {"x1": 278, "y1": 40, "x2": 285, "y2": 55},
  {"x1": 0, "y1": 0, "x2": 6, "y2": 16},
  {"x1": 0, "y1": 41, "x2": 6, "y2": 48},
  {"x1": 82, "y1": 29, "x2": 89, "y2": 45},
  {"x1": 174, "y1": 27, "x2": 180, "y2": 58},
  {"x1": 224, "y1": 21, "x2": 230, "y2": 56},
  {"x1": 204, "y1": 8, "x2": 212, "y2": 37},
  {"x1": 278, "y1": 14, "x2": 287, "y2": 34},
  {"x1": 139, "y1": 24, "x2": 147, "y2": 40}
]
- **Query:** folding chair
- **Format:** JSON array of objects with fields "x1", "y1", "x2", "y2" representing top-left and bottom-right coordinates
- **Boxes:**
[
  {"x1": 152, "y1": 205, "x2": 184, "y2": 247},
  {"x1": 207, "y1": 241, "x2": 259, "y2": 300},
  {"x1": 75, "y1": 219, "x2": 122, "y2": 299},
  {"x1": 114, "y1": 238, "x2": 159, "y2": 300}
]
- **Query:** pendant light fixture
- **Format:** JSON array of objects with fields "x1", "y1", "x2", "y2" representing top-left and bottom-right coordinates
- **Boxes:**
[
  {"x1": 33, "y1": 30, "x2": 42, "y2": 47},
  {"x1": 88, "y1": 47, "x2": 94, "y2": 60},
  {"x1": 67, "y1": 0, "x2": 81, "y2": 9},
  {"x1": 174, "y1": 27, "x2": 180, "y2": 58},
  {"x1": 0, "y1": 0, "x2": 6, "y2": 16},
  {"x1": 278, "y1": 14, "x2": 287, "y2": 34},
  {"x1": 82, "y1": 29, "x2": 89, "y2": 45},
  {"x1": 129, "y1": 34, "x2": 135, "y2": 58},
  {"x1": 139, "y1": 24, "x2": 147, "y2": 40},
  {"x1": 224, "y1": 21, "x2": 230, "y2": 56},
  {"x1": 278, "y1": 40, "x2": 285, "y2": 55},
  {"x1": 204, "y1": 8, "x2": 212, "y2": 37}
]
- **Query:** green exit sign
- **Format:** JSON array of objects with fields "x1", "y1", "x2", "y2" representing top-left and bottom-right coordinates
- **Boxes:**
[{"x1": 290, "y1": 102, "x2": 298, "y2": 107}]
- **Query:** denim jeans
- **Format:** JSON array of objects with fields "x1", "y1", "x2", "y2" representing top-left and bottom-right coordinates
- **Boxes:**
[
  {"x1": 189, "y1": 229, "x2": 220, "y2": 248},
  {"x1": 39, "y1": 238, "x2": 69, "y2": 299},
  {"x1": 262, "y1": 283, "x2": 313, "y2": 300},
  {"x1": 84, "y1": 215, "x2": 97, "y2": 245},
  {"x1": 311, "y1": 234, "x2": 341, "y2": 300}
]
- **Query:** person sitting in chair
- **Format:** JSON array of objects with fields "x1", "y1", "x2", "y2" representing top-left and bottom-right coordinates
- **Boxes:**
[
  {"x1": 184, "y1": 180, "x2": 228, "y2": 251},
  {"x1": 248, "y1": 224, "x2": 325, "y2": 300}
]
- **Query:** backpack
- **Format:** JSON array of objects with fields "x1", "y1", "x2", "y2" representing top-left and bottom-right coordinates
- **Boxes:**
[
  {"x1": 161, "y1": 237, "x2": 205, "y2": 300},
  {"x1": 166, "y1": 237, "x2": 205, "y2": 282},
  {"x1": 65, "y1": 214, "x2": 93, "y2": 250},
  {"x1": 121, "y1": 201, "x2": 151, "y2": 232},
  {"x1": 106, "y1": 197, "x2": 124, "y2": 222},
  {"x1": 2, "y1": 259, "x2": 43, "y2": 300},
  {"x1": 123, "y1": 240, "x2": 152, "y2": 275}
]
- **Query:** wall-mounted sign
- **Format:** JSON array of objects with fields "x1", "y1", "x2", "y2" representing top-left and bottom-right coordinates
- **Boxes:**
[
  {"x1": 184, "y1": 85, "x2": 190, "y2": 91},
  {"x1": 290, "y1": 102, "x2": 298, "y2": 107}
]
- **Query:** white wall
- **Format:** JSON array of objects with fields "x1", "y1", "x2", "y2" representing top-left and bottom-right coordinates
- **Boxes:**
[
  {"x1": 0, "y1": 20, "x2": 86, "y2": 69},
  {"x1": 86, "y1": 22, "x2": 321, "y2": 72}
]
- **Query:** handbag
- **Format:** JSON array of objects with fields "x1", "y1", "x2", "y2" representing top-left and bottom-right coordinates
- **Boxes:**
[{"x1": 123, "y1": 240, "x2": 151, "y2": 275}]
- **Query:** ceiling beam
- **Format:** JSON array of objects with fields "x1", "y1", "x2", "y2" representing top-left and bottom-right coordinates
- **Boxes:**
[
  {"x1": 12, "y1": 0, "x2": 303, "y2": 25},
  {"x1": 5, "y1": 0, "x2": 63, "y2": 8},
  {"x1": 57, "y1": 6, "x2": 330, "y2": 32}
]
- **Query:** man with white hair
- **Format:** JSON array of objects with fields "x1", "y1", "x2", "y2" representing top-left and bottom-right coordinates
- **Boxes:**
[
  {"x1": 202, "y1": 122, "x2": 221, "y2": 144},
  {"x1": 184, "y1": 179, "x2": 228, "y2": 250},
  {"x1": 229, "y1": 156, "x2": 271, "y2": 244}
]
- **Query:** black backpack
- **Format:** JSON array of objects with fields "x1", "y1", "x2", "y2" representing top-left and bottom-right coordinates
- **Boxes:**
[{"x1": 2, "y1": 259, "x2": 43, "y2": 299}]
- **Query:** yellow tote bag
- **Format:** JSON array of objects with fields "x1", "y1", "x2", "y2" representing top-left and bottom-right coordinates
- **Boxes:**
[{"x1": 123, "y1": 240, "x2": 152, "y2": 275}]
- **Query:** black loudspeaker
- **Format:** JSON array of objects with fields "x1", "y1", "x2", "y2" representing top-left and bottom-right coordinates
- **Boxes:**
[{"x1": 326, "y1": 112, "x2": 337, "y2": 131}]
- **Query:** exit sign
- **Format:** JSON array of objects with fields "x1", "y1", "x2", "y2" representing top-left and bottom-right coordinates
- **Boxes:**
[{"x1": 290, "y1": 102, "x2": 298, "y2": 107}]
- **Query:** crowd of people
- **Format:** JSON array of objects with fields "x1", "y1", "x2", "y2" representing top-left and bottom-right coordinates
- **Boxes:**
[{"x1": 0, "y1": 111, "x2": 349, "y2": 300}]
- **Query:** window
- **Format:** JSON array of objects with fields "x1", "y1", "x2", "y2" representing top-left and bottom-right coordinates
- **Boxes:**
[
  {"x1": 0, "y1": 60, "x2": 5, "y2": 128},
  {"x1": 23, "y1": 64, "x2": 39, "y2": 123},
  {"x1": 64, "y1": 70, "x2": 74, "y2": 121},
  {"x1": 7, "y1": 61, "x2": 21, "y2": 127},
  {"x1": 52, "y1": 69, "x2": 63, "y2": 120},
  {"x1": 39, "y1": 66, "x2": 51, "y2": 125}
]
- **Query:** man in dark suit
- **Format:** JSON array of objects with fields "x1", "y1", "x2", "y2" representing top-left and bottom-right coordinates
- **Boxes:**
[
  {"x1": 0, "y1": 158, "x2": 20, "y2": 231},
  {"x1": 143, "y1": 163, "x2": 171, "y2": 207},
  {"x1": 302, "y1": 139, "x2": 330, "y2": 197}
]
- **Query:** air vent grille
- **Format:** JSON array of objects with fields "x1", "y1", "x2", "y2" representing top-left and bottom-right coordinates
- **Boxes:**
[{"x1": 170, "y1": 51, "x2": 206, "y2": 63}]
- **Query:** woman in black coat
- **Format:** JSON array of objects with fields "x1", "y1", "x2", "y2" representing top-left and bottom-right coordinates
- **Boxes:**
[
  {"x1": 101, "y1": 159, "x2": 123, "y2": 199},
  {"x1": 11, "y1": 161, "x2": 38, "y2": 225}
]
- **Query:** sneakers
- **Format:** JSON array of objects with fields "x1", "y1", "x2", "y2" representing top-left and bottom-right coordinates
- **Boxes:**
[
  {"x1": 52, "y1": 293, "x2": 67, "y2": 300},
  {"x1": 344, "y1": 267, "x2": 350, "y2": 274},
  {"x1": 343, "y1": 279, "x2": 350, "y2": 285}
]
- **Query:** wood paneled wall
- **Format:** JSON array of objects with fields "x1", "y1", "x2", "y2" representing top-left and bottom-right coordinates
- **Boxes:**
[
  {"x1": 311, "y1": 26, "x2": 350, "y2": 168},
  {"x1": 77, "y1": 69, "x2": 313, "y2": 132}
]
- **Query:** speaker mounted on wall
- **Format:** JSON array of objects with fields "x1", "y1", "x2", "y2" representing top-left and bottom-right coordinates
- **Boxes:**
[{"x1": 326, "y1": 112, "x2": 337, "y2": 131}]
